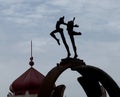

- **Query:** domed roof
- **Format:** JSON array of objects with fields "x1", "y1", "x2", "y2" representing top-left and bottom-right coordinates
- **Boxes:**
[
  {"x1": 10, "y1": 41, "x2": 45, "y2": 95},
  {"x1": 10, "y1": 67, "x2": 44, "y2": 95}
]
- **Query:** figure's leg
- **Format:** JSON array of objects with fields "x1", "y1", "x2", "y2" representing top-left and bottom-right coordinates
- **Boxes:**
[
  {"x1": 60, "y1": 31, "x2": 71, "y2": 58},
  {"x1": 69, "y1": 34, "x2": 78, "y2": 58},
  {"x1": 50, "y1": 30, "x2": 60, "y2": 45}
]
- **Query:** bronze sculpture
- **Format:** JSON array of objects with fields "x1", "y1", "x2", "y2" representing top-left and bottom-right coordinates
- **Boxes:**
[
  {"x1": 50, "y1": 16, "x2": 81, "y2": 58},
  {"x1": 41, "y1": 16, "x2": 120, "y2": 97}
]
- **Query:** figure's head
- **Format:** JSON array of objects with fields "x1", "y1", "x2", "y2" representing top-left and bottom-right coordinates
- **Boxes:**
[
  {"x1": 59, "y1": 16, "x2": 64, "y2": 22},
  {"x1": 68, "y1": 20, "x2": 73, "y2": 25}
]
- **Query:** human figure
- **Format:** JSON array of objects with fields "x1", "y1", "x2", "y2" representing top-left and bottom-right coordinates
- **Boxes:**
[
  {"x1": 50, "y1": 16, "x2": 71, "y2": 58},
  {"x1": 66, "y1": 17, "x2": 82, "y2": 58}
]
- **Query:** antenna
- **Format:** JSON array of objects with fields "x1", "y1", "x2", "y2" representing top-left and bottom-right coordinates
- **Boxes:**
[{"x1": 29, "y1": 40, "x2": 34, "y2": 67}]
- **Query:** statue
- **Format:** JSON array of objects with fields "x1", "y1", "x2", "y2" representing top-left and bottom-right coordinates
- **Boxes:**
[
  {"x1": 50, "y1": 16, "x2": 70, "y2": 58},
  {"x1": 50, "y1": 16, "x2": 81, "y2": 58},
  {"x1": 66, "y1": 17, "x2": 81, "y2": 58},
  {"x1": 38, "y1": 19, "x2": 120, "y2": 97}
]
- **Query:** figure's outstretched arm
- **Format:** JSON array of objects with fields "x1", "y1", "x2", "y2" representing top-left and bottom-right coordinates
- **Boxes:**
[
  {"x1": 74, "y1": 24, "x2": 79, "y2": 27},
  {"x1": 63, "y1": 22, "x2": 67, "y2": 25},
  {"x1": 50, "y1": 31, "x2": 60, "y2": 45}
]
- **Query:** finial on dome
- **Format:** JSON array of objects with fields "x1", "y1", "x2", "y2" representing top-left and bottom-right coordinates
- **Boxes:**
[{"x1": 29, "y1": 40, "x2": 34, "y2": 67}]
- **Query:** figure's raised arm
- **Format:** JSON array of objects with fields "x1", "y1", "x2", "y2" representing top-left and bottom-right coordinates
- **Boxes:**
[{"x1": 72, "y1": 17, "x2": 79, "y2": 27}]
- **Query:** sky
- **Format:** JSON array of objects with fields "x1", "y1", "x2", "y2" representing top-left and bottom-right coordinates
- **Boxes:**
[{"x1": 0, "y1": 0, "x2": 120, "y2": 97}]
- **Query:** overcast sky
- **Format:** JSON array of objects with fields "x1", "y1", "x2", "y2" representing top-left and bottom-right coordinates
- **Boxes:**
[{"x1": 0, "y1": 0, "x2": 120, "y2": 97}]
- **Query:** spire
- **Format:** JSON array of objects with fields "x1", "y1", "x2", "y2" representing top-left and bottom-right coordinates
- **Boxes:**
[{"x1": 29, "y1": 40, "x2": 34, "y2": 67}]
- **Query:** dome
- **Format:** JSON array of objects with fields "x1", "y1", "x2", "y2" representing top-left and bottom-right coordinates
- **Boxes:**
[{"x1": 10, "y1": 67, "x2": 45, "y2": 95}]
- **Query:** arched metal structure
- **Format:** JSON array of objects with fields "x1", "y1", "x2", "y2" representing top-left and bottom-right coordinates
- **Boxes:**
[
  {"x1": 72, "y1": 65, "x2": 120, "y2": 97},
  {"x1": 38, "y1": 58, "x2": 120, "y2": 97}
]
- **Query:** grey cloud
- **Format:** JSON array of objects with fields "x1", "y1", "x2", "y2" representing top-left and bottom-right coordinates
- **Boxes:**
[{"x1": 0, "y1": 0, "x2": 120, "y2": 97}]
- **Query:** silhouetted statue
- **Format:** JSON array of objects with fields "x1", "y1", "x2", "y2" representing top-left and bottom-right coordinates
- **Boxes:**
[
  {"x1": 50, "y1": 16, "x2": 70, "y2": 58},
  {"x1": 66, "y1": 17, "x2": 81, "y2": 58},
  {"x1": 50, "y1": 16, "x2": 81, "y2": 58}
]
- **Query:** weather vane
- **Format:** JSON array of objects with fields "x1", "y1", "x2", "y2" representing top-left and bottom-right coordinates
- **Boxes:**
[{"x1": 50, "y1": 16, "x2": 81, "y2": 59}]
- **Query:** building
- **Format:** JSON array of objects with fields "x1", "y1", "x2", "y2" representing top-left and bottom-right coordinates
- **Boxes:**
[{"x1": 8, "y1": 44, "x2": 45, "y2": 97}]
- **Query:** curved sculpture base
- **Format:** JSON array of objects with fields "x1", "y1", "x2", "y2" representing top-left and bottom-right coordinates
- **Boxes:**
[{"x1": 38, "y1": 58, "x2": 120, "y2": 97}]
